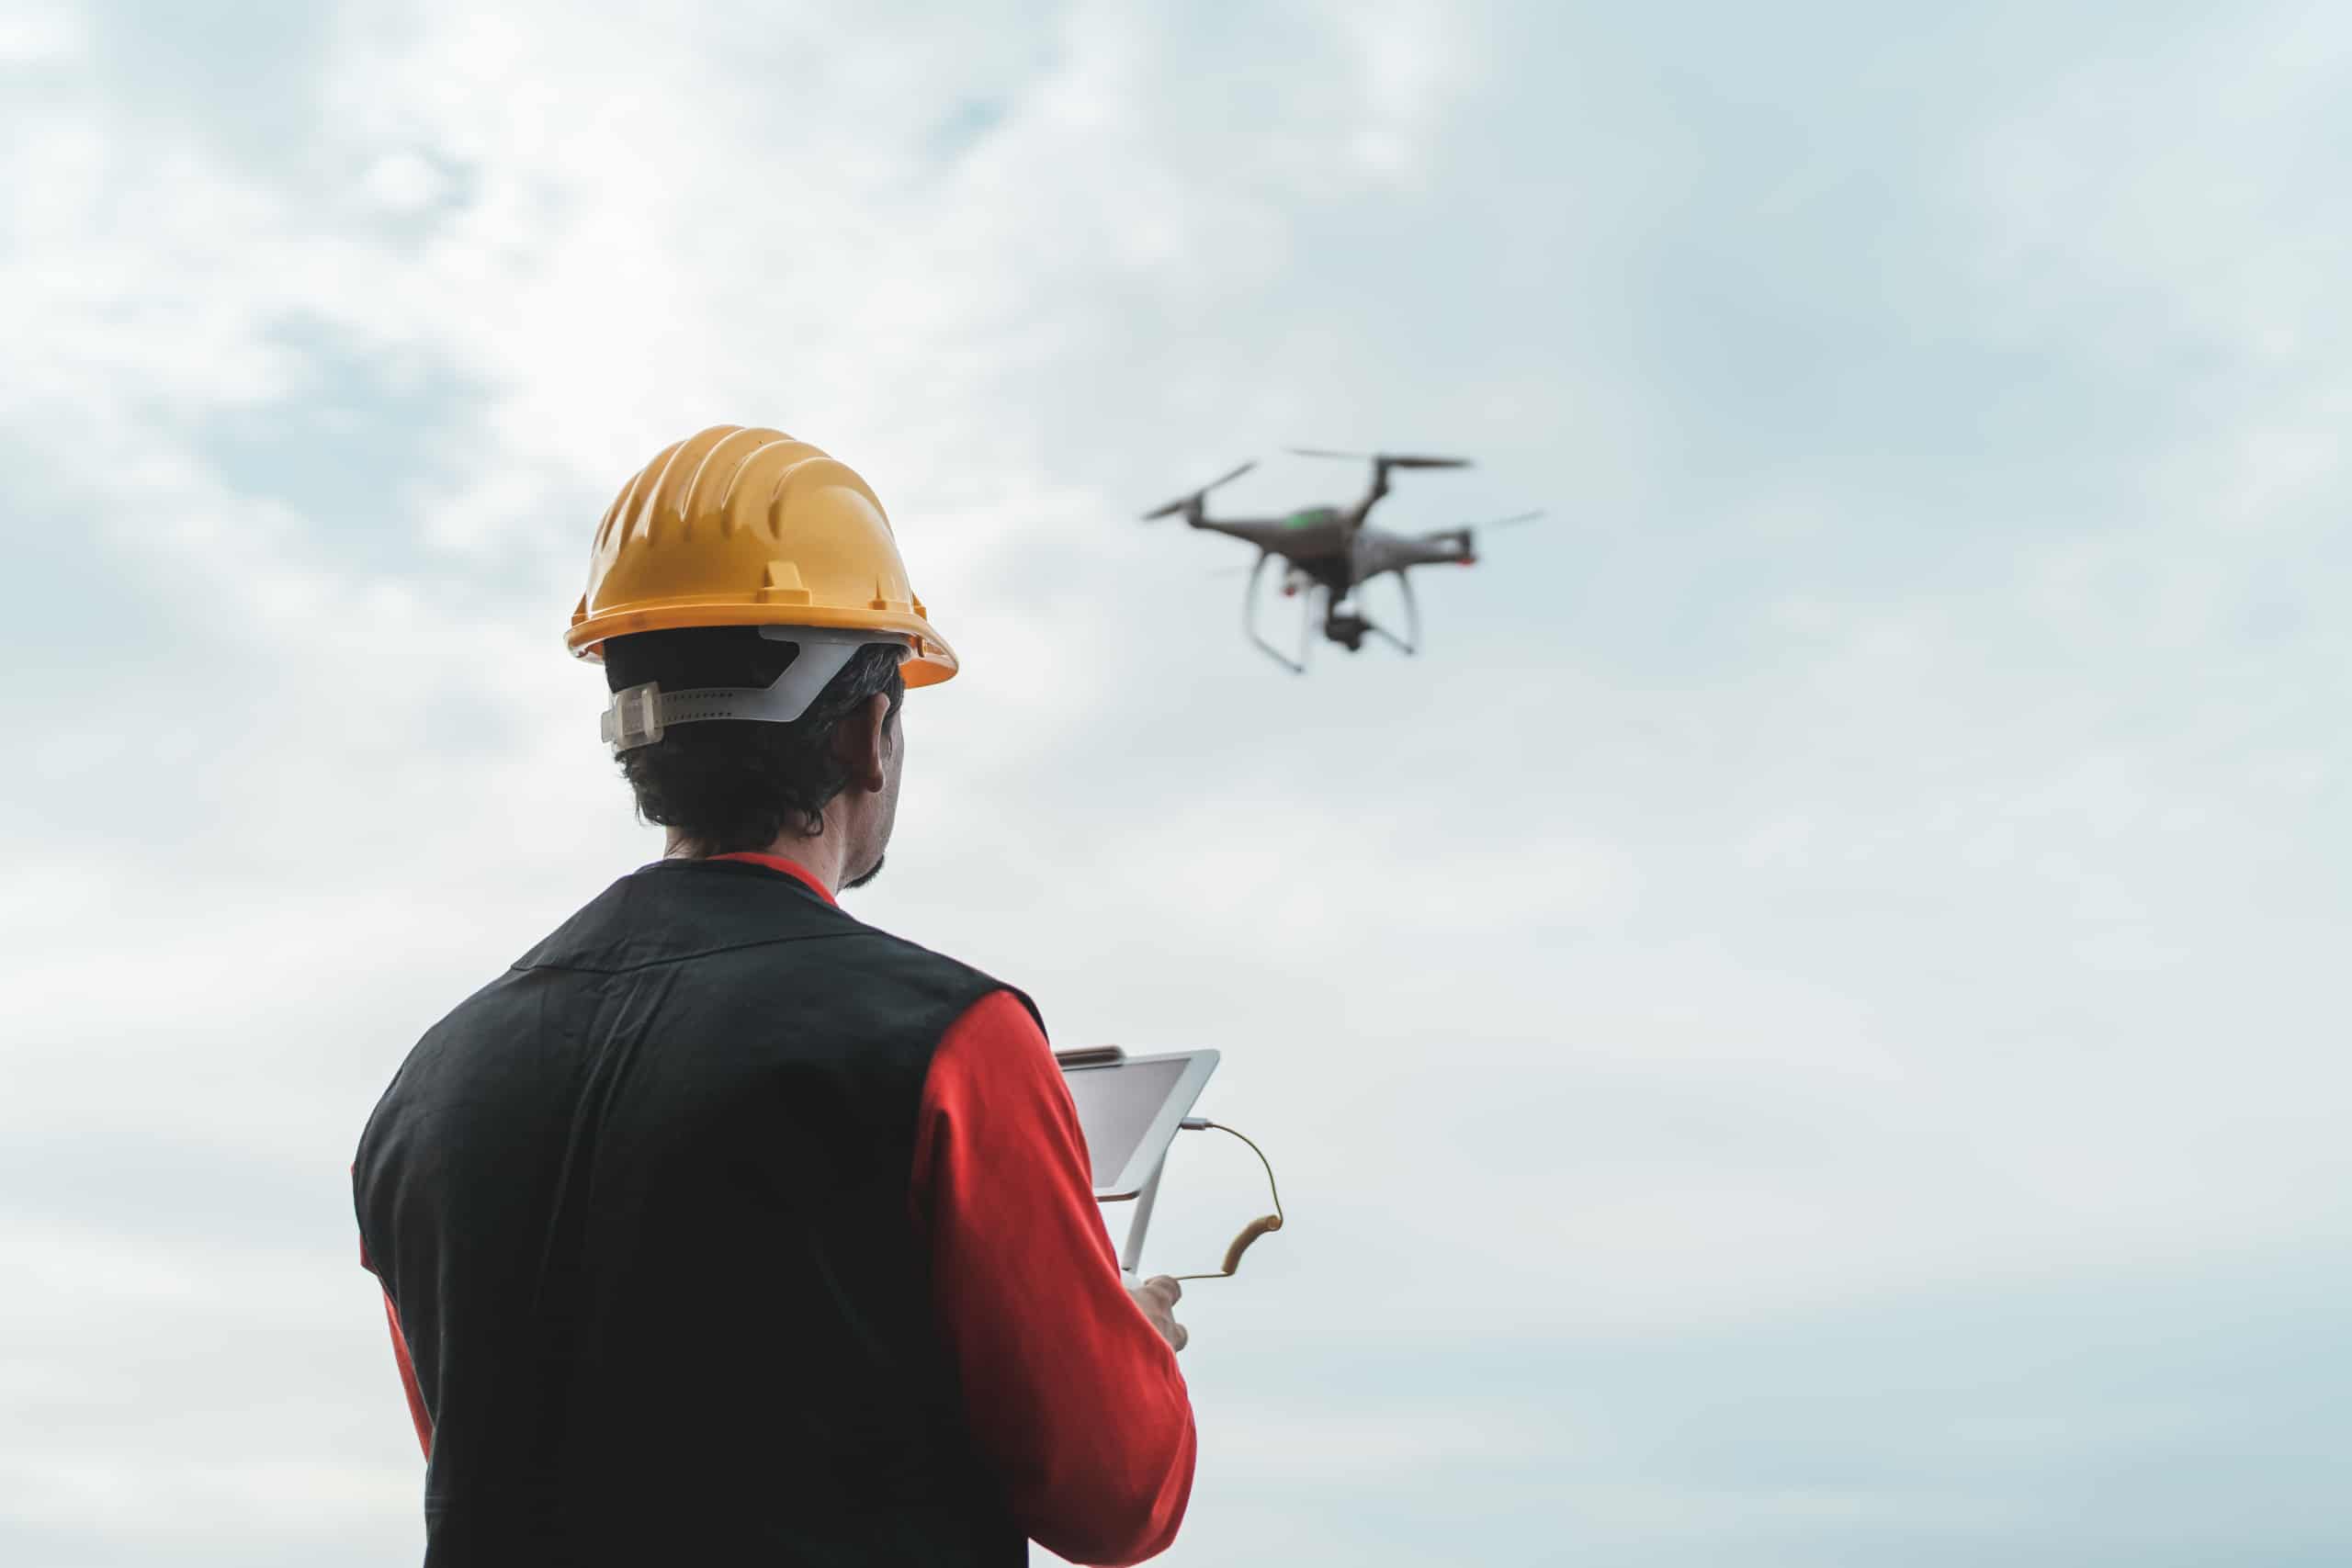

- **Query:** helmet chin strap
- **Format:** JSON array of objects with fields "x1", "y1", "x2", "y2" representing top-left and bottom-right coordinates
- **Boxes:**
[{"x1": 603, "y1": 627, "x2": 906, "y2": 753}]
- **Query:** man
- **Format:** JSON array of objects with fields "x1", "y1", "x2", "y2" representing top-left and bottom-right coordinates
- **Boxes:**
[{"x1": 353, "y1": 425, "x2": 1196, "y2": 1566}]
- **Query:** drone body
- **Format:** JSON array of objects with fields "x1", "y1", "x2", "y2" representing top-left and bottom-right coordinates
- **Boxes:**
[{"x1": 1141, "y1": 449, "x2": 1538, "y2": 671}]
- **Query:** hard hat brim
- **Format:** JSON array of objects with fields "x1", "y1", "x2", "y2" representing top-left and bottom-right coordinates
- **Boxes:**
[{"x1": 567, "y1": 601, "x2": 957, "y2": 689}]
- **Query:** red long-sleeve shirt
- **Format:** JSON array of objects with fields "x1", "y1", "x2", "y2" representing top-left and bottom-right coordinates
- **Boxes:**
[{"x1": 366, "y1": 853, "x2": 1194, "y2": 1566}]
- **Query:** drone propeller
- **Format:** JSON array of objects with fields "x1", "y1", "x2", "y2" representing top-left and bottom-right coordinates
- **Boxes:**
[
  {"x1": 1419, "y1": 512, "x2": 1544, "y2": 546},
  {"x1": 1287, "y1": 446, "x2": 1471, "y2": 470},
  {"x1": 1141, "y1": 459, "x2": 1257, "y2": 521}
]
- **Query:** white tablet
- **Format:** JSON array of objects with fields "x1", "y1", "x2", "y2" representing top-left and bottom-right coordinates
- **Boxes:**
[{"x1": 1058, "y1": 1048, "x2": 1219, "y2": 1201}]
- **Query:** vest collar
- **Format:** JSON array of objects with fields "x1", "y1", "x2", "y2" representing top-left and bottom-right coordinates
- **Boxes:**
[{"x1": 704, "y1": 852, "x2": 839, "y2": 907}]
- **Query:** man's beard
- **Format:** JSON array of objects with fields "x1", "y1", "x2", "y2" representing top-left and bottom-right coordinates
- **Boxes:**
[{"x1": 843, "y1": 852, "x2": 886, "y2": 891}]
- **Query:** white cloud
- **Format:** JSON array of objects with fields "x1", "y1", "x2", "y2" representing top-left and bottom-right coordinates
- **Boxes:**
[
  {"x1": 0, "y1": 2, "x2": 85, "y2": 66},
  {"x1": 357, "y1": 150, "x2": 447, "y2": 215}
]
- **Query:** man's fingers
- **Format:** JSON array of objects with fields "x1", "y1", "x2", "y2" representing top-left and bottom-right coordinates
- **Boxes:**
[{"x1": 1128, "y1": 1276, "x2": 1188, "y2": 1352}]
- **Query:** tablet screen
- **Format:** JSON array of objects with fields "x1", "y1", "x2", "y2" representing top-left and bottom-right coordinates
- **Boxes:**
[{"x1": 1063, "y1": 1057, "x2": 1192, "y2": 1188}]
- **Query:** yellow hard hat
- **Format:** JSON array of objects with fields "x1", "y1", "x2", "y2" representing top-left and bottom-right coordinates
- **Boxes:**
[{"x1": 567, "y1": 424, "x2": 956, "y2": 688}]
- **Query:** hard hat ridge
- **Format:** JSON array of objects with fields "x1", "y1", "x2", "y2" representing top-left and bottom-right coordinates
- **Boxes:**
[{"x1": 569, "y1": 424, "x2": 955, "y2": 673}]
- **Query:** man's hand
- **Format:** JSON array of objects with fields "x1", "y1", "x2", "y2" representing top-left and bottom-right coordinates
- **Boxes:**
[{"x1": 1128, "y1": 1275, "x2": 1189, "y2": 1353}]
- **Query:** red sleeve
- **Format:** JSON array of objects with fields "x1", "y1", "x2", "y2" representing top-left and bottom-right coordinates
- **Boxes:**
[
  {"x1": 357, "y1": 1169, "x2": 434, "y2": 1460},
  {"x1": 910, "y1": 990, "x2": 1197, "y2": 1567},
  {"x1": 380, "y1": 1288, "x2": 434, "y2": 1459}
]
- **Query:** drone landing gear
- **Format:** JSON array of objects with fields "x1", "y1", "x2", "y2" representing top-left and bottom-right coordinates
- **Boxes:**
[
  {"x1": 1242, "y1": 552, "x2": 1317, "y2": 673},
  {"x1": 1242, "y1": 562, "x2": 1424, "y2": 670}
]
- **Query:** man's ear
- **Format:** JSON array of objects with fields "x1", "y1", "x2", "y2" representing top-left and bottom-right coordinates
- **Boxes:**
[{"x1": 830, "y1": 693, "x2": 892, "y2": 795}]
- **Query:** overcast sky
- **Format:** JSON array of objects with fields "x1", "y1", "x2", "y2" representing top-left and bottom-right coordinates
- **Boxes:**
[{"x1": 5, "y1": 2, "x2": 2348, "y2": 1563}]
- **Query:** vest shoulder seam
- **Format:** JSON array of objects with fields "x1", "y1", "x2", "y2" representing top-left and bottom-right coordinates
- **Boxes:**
[{"x1": 511, "y1": 929, "x2": 860, "y2": 976}]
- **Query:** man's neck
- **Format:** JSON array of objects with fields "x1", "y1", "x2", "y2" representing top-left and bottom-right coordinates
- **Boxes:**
[{"x1": 665, "y1": 826, "x2": 846, "y2": 895}]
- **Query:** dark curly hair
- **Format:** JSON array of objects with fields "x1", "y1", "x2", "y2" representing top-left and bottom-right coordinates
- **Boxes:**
[{"x1": 604, "y1": 627, "x2": 905, "y2": 853}]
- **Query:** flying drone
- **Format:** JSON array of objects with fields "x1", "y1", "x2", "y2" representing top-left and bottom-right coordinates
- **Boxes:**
[{"x1": 1142, "y1": 448, "x2": 1541, "y2": 671}]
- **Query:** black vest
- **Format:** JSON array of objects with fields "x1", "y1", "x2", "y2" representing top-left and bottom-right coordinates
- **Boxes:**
[{"x1": 354, "y1": 859, "x2": 1031, "y2": 1566}]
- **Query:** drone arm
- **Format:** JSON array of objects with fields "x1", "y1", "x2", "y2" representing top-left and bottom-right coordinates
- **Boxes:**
[{"x1": 1143, "y1": 459, "x2": 1257, "y2": 525}]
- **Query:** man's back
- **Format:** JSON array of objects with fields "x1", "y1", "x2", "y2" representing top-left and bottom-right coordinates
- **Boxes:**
[
  {"x1": 356, "y1": 858, "x2": 1026, "y2": 1565},
  {"x1": 356, "y1": 428, "x2": 1196, "y2": 1566}
]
